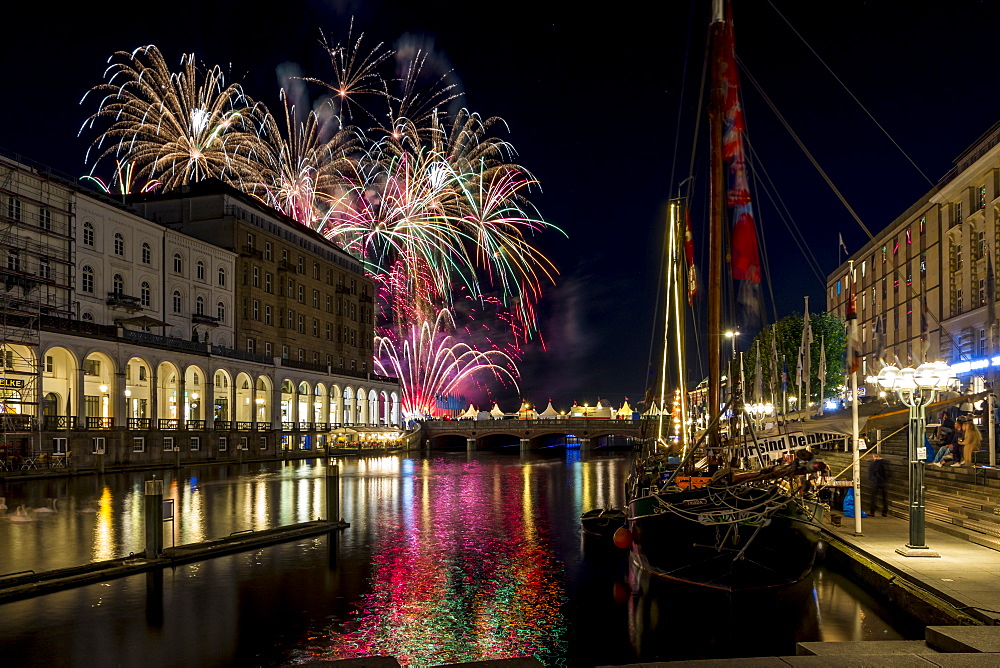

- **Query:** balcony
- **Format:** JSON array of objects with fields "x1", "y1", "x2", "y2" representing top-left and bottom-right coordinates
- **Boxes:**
[
  {"x1": 277, "y1": 259, "x2": 297, "y2": 273},
  {"x1": 0, "y1": 267, "x2": 39, "y2": 292},
  {"x1": 335, "y1": 284, "x2": 351, "y2": 294},
  {"x1": 86, "y1": 417, "x2": 112, "y2": 430},
  {"x1": 240, "y1": 245, "x2": 263, "y2": 260},
  {"x1": 211, "y1": 345, "x2": 273, "y2": 364},
  {"x1": 128, "y1": 417, "x2": 152, "y2": 430},
  {"x1": 106, "y1": 291, "x2": 143, "y2": 312},
  {"x1": 281, "y1": 358, "x2": 327, "y2": 373},
  {"x1": 43, "y1": 415, "x2": 76, "y2": 430},
  {"x1": 192, "y1": 313, "x2": 220, "y2": 326}
]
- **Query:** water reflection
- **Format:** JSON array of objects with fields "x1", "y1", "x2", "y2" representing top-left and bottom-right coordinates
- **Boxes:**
[
  {"x1": 293, "y1": 457, "x2": 568, "y2": 665},
  {"x1": 0, "y1": 453, "x2": 917, "y2": 667}
]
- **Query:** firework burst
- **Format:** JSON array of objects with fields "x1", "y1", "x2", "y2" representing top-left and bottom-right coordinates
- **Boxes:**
[
  {"x1": 374, "y1": 309, "x2": 519, "y2": 419},
  {"x1": 81, "y1": 45, "x2": 264, "y2": 189}
]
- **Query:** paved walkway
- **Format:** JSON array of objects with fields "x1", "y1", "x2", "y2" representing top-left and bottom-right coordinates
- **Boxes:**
[{"x1": 825, "y1": 514, "x2": 1000, "y2": 625}]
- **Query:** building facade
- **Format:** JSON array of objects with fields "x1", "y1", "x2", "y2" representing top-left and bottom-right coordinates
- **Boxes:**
[
  {"x1": 0, "y1": 156, "x2": 401, "y2": 471},
  {"x1": 827, "y1": 121, "x2": 1000, "y2": 390}
]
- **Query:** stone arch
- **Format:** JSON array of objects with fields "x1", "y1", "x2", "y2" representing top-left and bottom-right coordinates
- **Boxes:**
[
  {"x1": 280, "y1": 379, "x2": 295, "y2": 424},
  {"x1": 313, "y1": 384, "x2": 327, "y2": 424},
  {"x1": 330, "y1": 384, "x2": 342, "y2": 425},
  {"x1": 40, "y1": 345, "x2": 77, "y2": 420},
  {"x1": 213, "y1": 368, "x2": 233, "y2": 422},
  {"x1": 84, "y1": 351, "x2": 116, "y2": 424},
  {"x1": 124, "y1": 355, "x2": 153, "y2": 421},
  {"x1": 156, "y1": 360, "x2": 181, "y2": 421},
  {"x1": 343, "y1": 386, "x2": 355, "y2": 425},
  {"x1": 184, "y1": 364, "x2": 207, "y2": 422},
  {"x1": 390, "y1": 392, "x2": 400, "y2": 425},
  {"x1": 235, "y1": 372, "x2": 254, "y2": 422},
  {"x1": 297, "y1": 381, "x2": 311, "y2": 426},
  {"x1": 255, "y1": 375, "x2": 272, "y2": 423}
]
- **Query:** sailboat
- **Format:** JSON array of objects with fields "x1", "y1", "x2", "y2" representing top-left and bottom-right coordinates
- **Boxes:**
[{"x1": 624, "y1": 0, "x2": 827, "y2": 592}]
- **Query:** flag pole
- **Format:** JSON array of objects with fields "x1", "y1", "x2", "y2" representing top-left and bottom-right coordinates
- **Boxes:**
[{"x1": 848, "y1": 261, "x2": 863, "y2": 536}]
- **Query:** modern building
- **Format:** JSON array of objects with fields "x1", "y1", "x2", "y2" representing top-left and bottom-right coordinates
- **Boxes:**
[
  {"x1": 0, "y1": 153, "x2": 401, "y2": 471},
  {"x1": 827, "y1": 120, "x2": 1000, "y2": 390}
]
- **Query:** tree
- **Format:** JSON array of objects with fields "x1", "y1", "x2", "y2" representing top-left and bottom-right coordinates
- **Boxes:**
[{"x1": 743, "y1": 311, "x2": 846, "y2": 406}]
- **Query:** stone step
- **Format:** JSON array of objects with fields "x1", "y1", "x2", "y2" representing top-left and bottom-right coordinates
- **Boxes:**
[
  {"x1": 926, "y1": 625, "x2": 1000, "y2": 653},
  {"x1": 796, "y1": 640, "x2": 938, "y2": 656},
  {"x1": 946, "y1": 506, "x2": 1000, "y2": 525}
]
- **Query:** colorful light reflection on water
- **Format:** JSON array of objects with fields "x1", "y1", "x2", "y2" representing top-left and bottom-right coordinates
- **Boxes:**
[{"x1": 294, "y1": 458, "x2": 568, "y2": 665}]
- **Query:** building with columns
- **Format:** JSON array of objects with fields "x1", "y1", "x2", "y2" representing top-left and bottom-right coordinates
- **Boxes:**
[
  {"x1": 827, "y1": 121, "x2": 1000, "y2": 391},
  {"x1": 0, "y1": 153, "x2": 401, "y2": 470}
]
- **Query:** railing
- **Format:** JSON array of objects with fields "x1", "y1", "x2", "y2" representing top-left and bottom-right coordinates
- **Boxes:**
[
  {"x1": 86, "y1": 417, "x2": 112, "y2": 430},
  {"x1": 236, "y1": 421, "x2": 256, "y2": 431},
  {"x1": 335, "y1": 284, "x2": 351, "y2": 294},
  {"x1": 256, "y1": 422, "x2": 269, "y2": 432},
  {"x1": 240, "y1": 245, "x2": 263, "y2": 259},
  {"x1": 187, "y1": 419, "x2": 205, "y2": 430},
  {"x1": 123, "y1": 328, "x2": 207, "y2": 353},
  {"x1": 211, "y1": 345, "x2": 274, "y2": 364},
  {"x1": 106, "y1": 292, "x2": 142, "y2": 309},
  {"x1": 282, "y1": 422, "x2": 297, "y2": 431},
  {"x1": 298, "y1": 421, "x2": 313, "y2": 431},
  {"x1": 314, "y1": 422, "x2": 328, "y2": 432},
  {"x1": 128, "y1": 417, "x2": 152, "y2": 430},
  {"x1": 277, "y1": 259, "x2": 297, "y2": 273},
  {"x1": 158, "y1": 419, "x2": 180, "y2": 430},
  {"x1": 42, "y1": 415, "x2": 75, "y2": 430},
  {"x1": 192, "y1": 313, "x2": 220, "y2": 325},
  {"x1": 215, "y1": 420, "x2": 231, "y2": 431},
  {"x1": 0, "y1": 414, "x2": 35, "y2": 431},
  {"x1": 281, "y1": 358, "x2": 327, "y2": 372},
  {"x1": 40, "y1": 316, "x2": 117, "y2": 338}
]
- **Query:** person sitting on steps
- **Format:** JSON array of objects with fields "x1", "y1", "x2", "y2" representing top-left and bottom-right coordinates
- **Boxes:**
[
  {"x1": 931, "y1": 417, "x2": 958, "y2": 466},
  {"x1": 953, "y1": 416, "x2": 981, "y2": 467}
]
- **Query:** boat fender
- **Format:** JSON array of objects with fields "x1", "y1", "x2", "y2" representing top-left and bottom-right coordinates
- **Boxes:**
[{"x1": 613, "y1": 525, "x2": 633, "y2": 549}]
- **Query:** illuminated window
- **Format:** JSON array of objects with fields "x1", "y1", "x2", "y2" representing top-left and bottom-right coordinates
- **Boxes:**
[
  {"x1": 980, "y1": 185, "x2": 987, "y2": 210},
  {"x1": 906, "y1": 228, "x2": 911, "y2": 245},
  {"x1": 956, "y1": 201, "x2": 963, "y2": 225}
]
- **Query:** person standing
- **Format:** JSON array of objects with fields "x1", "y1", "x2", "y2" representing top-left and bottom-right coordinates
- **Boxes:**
[{"x1": 868, "y1": 452, "x2": 889, "y2": 517}]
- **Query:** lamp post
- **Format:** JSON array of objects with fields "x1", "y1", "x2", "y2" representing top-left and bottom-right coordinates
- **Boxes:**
[
  {"x1": 875, "y1": 361, "x2": 956, "y2": 557},
  {"x1": 724, "y1": 330, "x2": 741, "y2": 359},
  {"x1": 746, "y1": 402, "x2": 774, "y2": 432}
]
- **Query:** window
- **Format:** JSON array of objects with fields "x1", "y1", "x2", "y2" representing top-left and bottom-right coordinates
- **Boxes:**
[
  {"x1": 133, "y1": 437, "x2": 145, "y2": 453},
  {"x1": 298, "y1": 285, "x2": 304, "y2": 303},
  {"x1": 265, "y1": 305, "x2": 272, "y2": 325},
  {"x1": 265, "y1": 242, "x2": 272, "y2": 261},
  {"x1": 53, "y1": 438, "x2": 67, "y2": 454},
  {"x1": 312, "y1": 290, "x2": 319, "y2": 308},
  {"x1": 39, "y1": 208, "x2": 51, "y2": 230},
  {"x1": 980, "y1": 329, "x2": 988, "y2": 357},
  {"x1": 82, "y1": 266, "x2": 95, "y2": 293},
  {"x1": 326, "y1": 323, "x2": 332, "y2": 340},
  {"x1": 265, "y1": 273, "x2": 272, "y2": 293},
  {"x1": 38, "y1": 259, "x2": 50, "y2": 279},
  {"x1": 173, "y1": 253, "x2": 183, "y2": 273},
  {"x1": 247, "y1": 338, "x2": 256, "y2": 354},
  {"x1": 298, "y1": 314, "x2": 304, "y2": 333},
  {"x1": 297, "y1": 256, "x2": 304, "y2": 273},
  {"x1": 7, "y1": 250, "x2": 19, "y2": 271},
  {"x1": 265, "y1": 342, "x2": 273, "y2": 356},
  {"x1": 298, "y1": 348, "x2": 305, "y2": 361},
  {"x1": 282, "y1": 345, "x2": 289, "y2": 359},
  {"x1": 45, "y1": 356, "x2": 53, "y2": 373},
  {"x1": 197, "y1": 260, "x2": 205, "y2": 280},
  {"x1": 956, "y1": 201, "x2": 963, "y2": 226},
  {"x1": 219, "y1": 436, "x2": 228, "y2": 452},
  {"x1": 326, "y1": 295, "x2": 332, "y2": 312},
  {"x1": 83, "y1": 221, "x2": 94, "y2": 246},
  {"x1": 252, "y1": 299, "x2": 259, "y2": 320},
  {"x1": 958, "y1": 289, "x2": 964, "y2": 314},
  {"x1": 114, "y1": 233, "x2": 124, "y2": 256},
  {"x1": 287, "y1": 309, "x2": 294, "y2": 329},
  {"x1": 313, "y1": 263, "x2": 319, "y2": 279},
  {"x1": 350, "y1": 279, "x2": 356, "y2": 294},
  {"x1": 218, "y1": 266, "x2": 226, "y2": 286},
  {"x1": 246, "y1": 233, "x2": 255, "y2": 251},
  {"x1": 142, "y1": 243, "x2": 151, "y2": 264},
  {"x1": 163, "y1": 437, "x2": 175, "y2": 452},
  {"x1": 91, "y1": 437, "x2": 106, "y2": 454},
  {"x1": 240, "y1": 436, "x2": 249, "y2": 450},
  {"x1": 313, "y1": 352, "x2": 320, "y2": 364},
  {"x1": 979, "y1": 231, "x2": 987, "y2": 258},
  {"x1": 259, "y1": 436, "x2": 268, "y2": 450},
  {"x1": 7, "y1": 196, "x2": 22, "y2": 221},
  {"x1": 312, "y1": 318, "x2": 319, "y2": 336},
  {"x1": 82, "y1": 313, "x2": 94, "y2": 321},
  {"x1": 217, "y1": 301, "x2": 226, "y2": 323},
  {"x1": 141, "y1": 282, "x2": 151, "y2": 307},
  {"x1": 253, "y1": 267, "x2": 259, "y2": 288},
  {"x1": 113, "y1": 273, "x2": 124, "y2": 294},
  {"x1": 172, "y1": 291, "x2": 182, "y2": 313},
  {"x1": 980, "y1": 185, "x2": 987, "y2": 210},
  {"x1": 190, "y1": 437, "x2": 201, "y2": 452},
  {"x1": 197, "y1": 296, "x2": 205, "y2": 315}
]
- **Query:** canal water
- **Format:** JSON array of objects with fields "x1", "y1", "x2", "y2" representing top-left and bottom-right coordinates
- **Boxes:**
[{"x1": 0, "y1": 451, "x2": 920, "y2": 666}]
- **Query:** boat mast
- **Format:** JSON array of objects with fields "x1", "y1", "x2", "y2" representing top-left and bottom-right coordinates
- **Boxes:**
[{"x1": 707, "y1": 0, "x2": 726, "y2": 451}]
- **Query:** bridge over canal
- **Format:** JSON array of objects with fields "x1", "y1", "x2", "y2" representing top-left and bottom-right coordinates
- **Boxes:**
[{"x1": 416, "y1": 418, "x2": 646, "y2": 451}]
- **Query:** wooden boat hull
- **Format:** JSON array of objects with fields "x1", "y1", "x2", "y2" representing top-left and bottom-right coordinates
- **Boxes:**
[{"x1": 627, "y1": 484, "x2": 824, "y2": 592}]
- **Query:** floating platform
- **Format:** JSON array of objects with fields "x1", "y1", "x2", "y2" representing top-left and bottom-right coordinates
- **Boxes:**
[{"x1": 0, "y1": 519, "x2": 348, "y2": 604}]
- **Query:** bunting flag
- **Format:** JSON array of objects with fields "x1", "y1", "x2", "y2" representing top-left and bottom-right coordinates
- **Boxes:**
[
  {"x1": 873, "y1": 313, "x2": 886, "y2": 366},
  {"x1": 846, "y1": 280, "x2": 861, "y2": 374},
  {"x1": 988, "y1": 250, "x2": 996, "y2": 333},
  {"x1": 685, "y1": 206, "x2": 697, "y2": 306},
  {"x1": 718, "y1": 9, "x2": 761, "y2": 285}
]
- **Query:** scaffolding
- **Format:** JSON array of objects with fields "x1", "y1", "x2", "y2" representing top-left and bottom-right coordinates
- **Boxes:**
[{"x1": 0, "y1": 155, "x2": 75, "y2": 467}]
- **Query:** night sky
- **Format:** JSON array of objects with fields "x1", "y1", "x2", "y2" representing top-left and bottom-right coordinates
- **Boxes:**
[{"x1": 4, "y1": 1, "x2": 1000, "y2": 409}]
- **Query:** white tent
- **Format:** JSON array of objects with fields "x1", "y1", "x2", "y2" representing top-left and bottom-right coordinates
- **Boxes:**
[
  {"x1": 538, "y1": 401, "x2": 560, "y2": 418},
  {"x1": 490, "y1": 403, "x2": 505, "y2": 419},
  {"x1": 643, "y1": 402, "x2": 661, "y2": 417},
  {"x1": 617, "y1": 400, "x2": 635, "y2": 419},
  {"x1": 458, "y1": 404, "x2": 478, "y2": 420}
]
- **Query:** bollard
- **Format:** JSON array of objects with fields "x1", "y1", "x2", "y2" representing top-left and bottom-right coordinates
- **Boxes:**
[
  {"x1": 466, "y1": 438, "x2": 476, "y2": 453},
  {"x1": 520, "y1": 438, "x2": 530, "y2": 453},
  {"x1": 144, "y1": 479, "x2": 163, "y2": 558},
  {"x1": 326, "y1": 464, "x2": 340, "y2": 525}
]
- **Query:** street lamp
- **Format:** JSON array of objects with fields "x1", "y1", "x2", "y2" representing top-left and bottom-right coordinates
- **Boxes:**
[
  {"x1": 876, "y1": 361, "x2": 956, "y2": 557},
  {"x1": 724, "y1": 330, "x2": 741, "y2": 358},
  {"x1": 746, "y1": 402, "x2": 774, "y2": 431}
]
